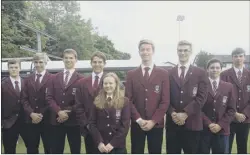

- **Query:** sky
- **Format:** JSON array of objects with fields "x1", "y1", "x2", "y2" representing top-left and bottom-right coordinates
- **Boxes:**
[{"x1": 79, "y1": 1, "x2": 250, "y2": 64}]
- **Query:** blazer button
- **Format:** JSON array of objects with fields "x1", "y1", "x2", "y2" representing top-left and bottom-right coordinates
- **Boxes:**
[
  {"x1": 145, "y1": 89, "x2": 148, "y2": 91},
  {"x1": 145, "y1": 98, "x2": 148, "y2": 101},
  {"x1": 181, "y1": 91, "x2": 183, "y2": 94},
  {"x1": 63, "y1": 93, "x2": 65, "y2": 95},
  {"x1": 36, "y1": 106, "x2": 38, "y2": 109},
  {"x1": 213, "y1": 108, "x2": 216, "y2": 111},
  {"x1": 180, "y1": 101, "x2": 183, "y2": 103},
  {"x1": 107, "y1": 116, "x2": 109, "y2": 118},
  {"x1": 62, "y1": 101, "x2": 64, "y2": 103},
  {"x1": 237, "y1": 106, "x2": 239, "y2": 108},
  {"x1": 238, "y1": 98, "x2": 241, "y2": 101},
  {"x1": 107, "y1": 124, "x2": 110, "y2": 127},
  {"x1": 34, "y1": 98, "x2": 37, "y2": 101},
  {"x1": 214, "y1": 100, "x2": 216, "y2": 103},
  {"x1": 109, "y1": 132, "x2": 112, "y2": 135},
  {"x1": 239, "y1": 90, "x2": 241, "y2": 92},
  {"x1": 16, "y1": 114, "x2": 18, "y2": 116}
]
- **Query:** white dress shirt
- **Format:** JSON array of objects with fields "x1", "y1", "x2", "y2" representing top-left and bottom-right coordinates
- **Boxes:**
[
  {"x1": 177, "y1": 62, "x2": 191, "y2": 78},
  {"x1": 209, "y1": 77, "x2": 220, "y2": 90},
  {"x1": 64, "y1": 68, "x2": 75, "y2": 83},
  {"x1": 92, "y1": 72, "x2": 103, "y2": 86},
  {"x1": 10, "y1": 76, "x2": 21, "y2": 91},
  {"x1": 233, "y1": 66, "x2": 243, "y2": 78},
  {"x1": 35, "y1": 70, "x2": 46, "y2": 82},
  {"x1": 141, "y1": 63, "x2": 154, "y2": 76}
]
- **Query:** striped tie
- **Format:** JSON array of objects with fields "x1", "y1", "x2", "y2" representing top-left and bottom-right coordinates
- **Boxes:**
[
  {"x1": 212, "y1": 80, "x2": 217, "y2": 96},
  {"x1": 64, "y1": 70, "x2": 70, "y2": 87},
  {"x1": 237, "y1": 70, "x2": 242, "y2": 85}
]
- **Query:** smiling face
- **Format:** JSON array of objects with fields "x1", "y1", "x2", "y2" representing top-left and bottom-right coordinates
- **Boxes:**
[
  {"x1": 91, "y1": 56, "x2": 105, "y2": 74},
  {"x1": 207, "y1": 62, "x2": 222, "y2": 79},
  {"x1": 232, "y1": 53, "x2": 245, "y2": 68},
  {"x1": 8, "y1": 63, "x2": 20, "y2": 78},
  {"x1": 139, "y1": 43, "x2": 154, "y2": 63},
  {"x1": 103, "y1": 76, "x2": 117, "y2": 96},
  {"x1": 177, "y1": 44, "x2": 192, "y2": 64},
  {"x1": 63, "y1": 53, "x2": 77, "y2": 69},
  {"x1": 34, "y1": 59, "x2": 46, "y2": 73}
]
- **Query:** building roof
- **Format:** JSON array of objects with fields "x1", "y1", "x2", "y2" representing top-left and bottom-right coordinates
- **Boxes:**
[{"x1": 213, "y1": 55, "x2": 250, "y2": 63}]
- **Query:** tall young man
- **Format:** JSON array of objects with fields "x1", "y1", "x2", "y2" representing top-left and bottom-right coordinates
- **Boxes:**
[
  {"x1": 165, "y1": 40, "x2": 209, "y2": 154},
  {"x1": 199, "y1": 58, "x2": 236, "y2": 154},
  {"x1": 75, "y1": 51, "x2": 106, "y2": 154},
  {"x1": 2, "y1": 59, "x2": 28, "y2": 153},
  {"x1": 46, "y1": 49, "x2": 84, "y2": 154},
  {"x1": 21, "y1": 53, "x2": 53, "y2": 153},
  {"x1": 125, "y1": 39, "x2": 170, "y2": 154},
  {"x1": 221, "y1": 48, "x2": 250, "y2": 154}
]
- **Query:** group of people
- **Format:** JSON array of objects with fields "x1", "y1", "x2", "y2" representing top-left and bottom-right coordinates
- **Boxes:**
[{"x1": 1, "y1": 39, "x2": 249, "y2": 154}]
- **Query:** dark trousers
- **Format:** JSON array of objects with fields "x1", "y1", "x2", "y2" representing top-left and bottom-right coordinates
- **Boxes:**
[
  {"x1": 229, "y1": 122, "x2": 249, "y2": 154},
  {"x1": 51, "y1": 125, "x2": 81, "y2": 154},
  {"x1": 199, "y1": 128, "x2": 229, "y2": 154},
  {"x1": 131, "y1": 122, "x2": 163, "y2": 154},
  {"x1": 26, "y1": 123, "x2": 51, "y2": 154},
  {"x1": 97, "y1": 148, "x2": 127, "y2": 154},
  {"x1": 2, "y1": 120, "x2": 28, "y2": 154},
  {"x1": 84, "y1": 132, "x2": 98, "y2": 154},
  {"x1": 166, "y1": 125, "x2": 201, "y2": 154}
]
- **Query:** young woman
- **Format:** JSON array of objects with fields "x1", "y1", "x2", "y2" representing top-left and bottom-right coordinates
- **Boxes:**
[{"x1": 89, "y1": 72, "x2": 130, "y2": 154}]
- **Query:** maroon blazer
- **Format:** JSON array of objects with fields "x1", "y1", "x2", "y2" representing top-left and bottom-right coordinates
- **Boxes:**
[
  {"x1": 21, "y1": 71, "x2": 53, "y2": 124},
  {"x1": 202, "y1": 80, "x2": 236, "y2": 135},
  {"x1": 89, "y1": 97, "x2": 130, "y2": 148},
  {"x1": 75, "y1": 74, "x2": 104, "y2": 135},
  {"x1": 221, "y1": 67, "x2": 250, "y2": 123},
  {"x1": 166, "y1": 65, "x2": 209, "y2": 131},
  {"x1": 125, "y1": 65, "x2": 170, "y2": 128},
  {"x1": 1, "y1": 77, "x2": 25, "y2": 129},
  {"x1": 46, "y1": 71, "x2": 84, "y2": 126}
]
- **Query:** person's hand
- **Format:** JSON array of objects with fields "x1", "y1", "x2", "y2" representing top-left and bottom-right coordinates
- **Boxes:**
[
  {"x1": 57, "y1": 110, "x2": 70, "y2": 123},
  {"x1": 106, "y1": 143, "x2": 114, "y2": 153},
  {"x1": 209, "y1": 123, "x2": 221, "y2": 133},
  {"x1": 138, "y1": 119, "x2": 147, "y2": 128},
  {"x1": 235, "y1": 112, "x2": 246, "y2": 123},
  {"x1": 30, "y1": 113, "x2": 43, "y2": 124},
  {"x1": 98, "y1": 142, "x2": 108, "y2": 153},
  {"x1": 141, "y1": 120, "x2": 156, "y2": 131}
]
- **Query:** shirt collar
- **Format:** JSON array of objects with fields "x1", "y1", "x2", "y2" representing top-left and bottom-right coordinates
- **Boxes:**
[
  {"x1": 178, "y1": 61, "x2": 191, "y2": 70},
  {"x1": 233, "y1": 66, "x2": 243, "y2": 74},
  {"x1": 36, "y1": 70, "x2": 46, "y2": 77},
  {"x1": 64, "y1": 68, "x2": 75, "y2": 75},
  {"x1": 10, "y1": 76, "x2": 21, "y2": 83},
  {"x1": 92, "y1": 72, "x2": 103, "y2": 79},
  {"x1": 106, "y1": 94, "x2": 113, "y2": 99},
  {"x1": 141, "y1": 62, "x2": 154, "y2": 71},
  {"x1": 209, "y1": 77, "x2": 220, "y2": 86}
]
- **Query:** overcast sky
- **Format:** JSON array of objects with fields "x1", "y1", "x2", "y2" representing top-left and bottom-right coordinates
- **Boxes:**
[{"x1": 79, "y1": 1, "x2": 250, "y2": 64}]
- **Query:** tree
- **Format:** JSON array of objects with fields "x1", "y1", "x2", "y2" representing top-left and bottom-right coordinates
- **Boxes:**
[{"x1": 194, "y1": 50, "x2": 214, "y2": 69}]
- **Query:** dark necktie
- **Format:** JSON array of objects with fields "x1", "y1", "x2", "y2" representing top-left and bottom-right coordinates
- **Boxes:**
[
  {"x1": 180, "y1": 66, "x2": 186, "y2": 85},
  {"x1": 144, "y1": 67, "x2": 150, "y2": 81},
  {"x1": 35, "y1": 74, "x2": 42, "y2": 91},
  {"x1": 212, "y1": 80, "x2": 217, "y2": 96},
  {"x1": 64, "y1": 71, "x2": 70, "y2": 87},
  {"x1": 93, "y1": 75, "x2": 99, "y2": 89},
  {"x1": 237, "y1": 70, "x2": 242, "y2": 85},
  {"x1": 14, "y1": 81, "x2": 20, "y2": 96}
]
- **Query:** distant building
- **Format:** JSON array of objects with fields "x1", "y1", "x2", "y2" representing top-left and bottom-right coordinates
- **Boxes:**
[{"x1": 213, "y1": 55, "x2": 250, "y2": 70}]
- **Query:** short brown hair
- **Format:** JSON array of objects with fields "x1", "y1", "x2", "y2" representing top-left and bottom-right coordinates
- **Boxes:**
[
  {"x1": 138, "y1": 39, "x2": 155, "y2": 51},
  {"x1": 7, "y1": 59, "x2": 21, "y2": 68},
  {"x1": 33, "y1": 52, "x2": 49, "y2": 63},
  {"x1": 177, "y1": 40, "x2": 192, "y2": 50},
  {"x1": 91, "y1": 51, "x2": 107, "y2": 63},
  {"x1": 63, "y1": 49, "x2": 78, "y2": 59},
  {"x1": 206, "y1": 58, "x2": 223, "y2": 69},
  {"x1": 231, "y1": 47, "x2": 245, "y2": 57}
]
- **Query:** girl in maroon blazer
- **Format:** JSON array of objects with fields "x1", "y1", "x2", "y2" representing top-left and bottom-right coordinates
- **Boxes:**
[{"x1": 89, "y1": 72, "x2": 130, "y2": 154}]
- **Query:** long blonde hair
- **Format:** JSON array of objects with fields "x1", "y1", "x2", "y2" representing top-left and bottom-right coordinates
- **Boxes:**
[{"x1": 94, "y1": 72, "x2": 125, "y2": 109}]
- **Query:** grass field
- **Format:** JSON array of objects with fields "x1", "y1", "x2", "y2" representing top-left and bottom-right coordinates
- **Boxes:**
[{"x1": 2, "y1": 129, "x2": 250, "y2": 153}]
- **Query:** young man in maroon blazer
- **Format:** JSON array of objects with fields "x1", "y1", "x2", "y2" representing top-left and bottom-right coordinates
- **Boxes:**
[
  {"x1": 220, "y1": 48, "x2": 250, "y2": 154},
  {"x1": 165, "y1": 40, "x2": 209, "y2": 154},
  {"x1": 75, "y1": 51, "x2": 106, "y2": 153},
  {"x1": 46, "y1": 49, "x2": 84, "y2": 154},
  {"x1": 125, "y1": 39, "x2": 170, "y2": 154},
  {"x1": 21, "y1": 53, "x2": 53, "y2": 154},
  {"x1": 199, "y1": 58, "x2": 236, "y2": 154},
  {"x1": 2, "y1": 59, "x2": 28, "y2": 153}
]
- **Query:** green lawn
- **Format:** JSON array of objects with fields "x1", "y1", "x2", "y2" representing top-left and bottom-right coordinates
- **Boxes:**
[{"x1": 2, "y1": 129, "x2": 250, "y2": 154}]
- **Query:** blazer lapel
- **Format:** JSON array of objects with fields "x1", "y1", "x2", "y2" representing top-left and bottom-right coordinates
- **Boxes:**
[
  {"x1": 65, "y1": 71, "x2": 78, "y2": 90},
  {"x1": 148, "y1": 65, "x2": 157, "y2": 84},
  {"x1": 241, "y1": 68, "x2": 248, "y2": 86},
  {"x1": 171, "y1": 66, "x2": 181, "y2": 88},
  {"x1": 6, "y1": 77, "x2": 18, "y2": 97},
  {"x1": 208, "y1": 82, "x2": 215, "y2": 98},
  {"x1": 229, "y1": 68, "x2": 241, "y2": 89},
  {"x1": 86, "y1": 76, "x2": 94, "y2": 97},
  {"x1": 137, "y1": 66, "x2": 146, "y2": 88},
  {"x1": 37, "y1": 71, "x2": 50, "y2": 91},
  {"x1": 214, "y1": 81, "x2": 222, "y2": 99},
  {"x1": 182, "y1": 65, "x2": 193, "y2": 86},
  {"x1": 30, "y1": 73, "x2": 36, "y2": 91},
  {"x1": 58, "y1": 72, "x2": 65, "y2": 90}
]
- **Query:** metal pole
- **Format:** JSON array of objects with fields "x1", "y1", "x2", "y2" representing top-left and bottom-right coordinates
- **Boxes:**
[
  {"x1": 179, "y1": 21, "x2": 181, "y2": 41},
  {"x1": 37, "y1": 32, "x2": 42, "y2": 52}
]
